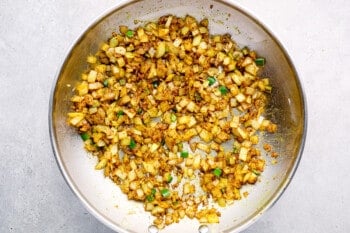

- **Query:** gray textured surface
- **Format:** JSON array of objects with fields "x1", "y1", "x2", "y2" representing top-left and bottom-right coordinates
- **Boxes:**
[{"x1": 0, "y1": 0, "x2": 349, "y2": 233}]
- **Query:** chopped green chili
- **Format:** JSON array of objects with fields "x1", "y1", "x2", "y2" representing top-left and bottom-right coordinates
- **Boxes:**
[
  {"x1": 117, "y1": 110, "x2": 124, "y2": 117},
  {"x1": 160, "y1": 189, "x2": 170, "y2": 198},
  {"x1": 80, "y1": 132, "x2": 90, "y2": 141},
  {"x1": 213, "y1": 167, "x2": 222, "y2": 177},
  {"x1": 167, "y1": 175, "x2": 173, "y2": 183},
  {"x1": 125, "y1": 30, "x2": 134, "y2": 38},
  {"x1": 151, "y1": 188, "x2": 156, "y2": 195},
  {"x1": 129, "y1": 138, "x2": 136, "y2": 149},
  {"x1": 255, "y1": 57, "x2": 265, "y2": 66},
  {"x1": 207, "y1": 76, "x2": 216, "y2": 86},
  {"x1": 146, "y1": 194, "x2": 155, "y2": 202},
  {"x1": 219, "y1": 85, "x2": 229, "y2": 95},
  {"x1": 180, "y1": 151, "x2": 189, "y2": 158}
]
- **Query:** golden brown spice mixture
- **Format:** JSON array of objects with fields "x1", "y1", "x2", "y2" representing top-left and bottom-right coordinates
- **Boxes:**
[{"x1": 67, "y1": 15, "x2": 277, "y2": 228}]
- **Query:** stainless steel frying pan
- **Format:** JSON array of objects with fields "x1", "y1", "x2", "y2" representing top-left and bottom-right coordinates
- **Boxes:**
[{"x1": 49, "y1": 0, "x2": 307, "y2": 232}]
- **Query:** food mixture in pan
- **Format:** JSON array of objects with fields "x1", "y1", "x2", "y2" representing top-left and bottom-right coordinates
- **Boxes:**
[{"x1": 67, "y1": 15, "x2": 277, "y2": 228}]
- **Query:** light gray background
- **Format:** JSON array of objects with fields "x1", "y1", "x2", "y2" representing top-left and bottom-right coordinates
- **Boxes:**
[{"x1": 0, "y1": 0, "x2": 349, "y2": 232}]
